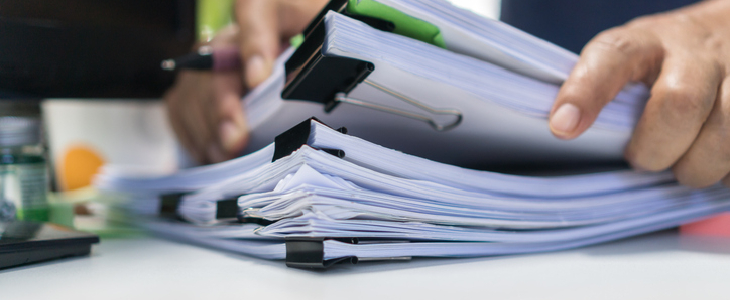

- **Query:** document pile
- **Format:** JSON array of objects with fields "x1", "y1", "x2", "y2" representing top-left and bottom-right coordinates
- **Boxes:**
[
  {"x1": 242, "y1": 0, "x2": 649, "y2": 166},
  {"x1": 98, "y1": 0, "x2": 730, "y2": 268},
  {"x1": 97, "y1": 119, "x2": 730, "y2": 268}
]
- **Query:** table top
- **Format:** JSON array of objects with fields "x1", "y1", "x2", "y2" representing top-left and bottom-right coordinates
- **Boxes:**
[{"x1": 3, "y1": 230, "x2": 730, "y2": 300}]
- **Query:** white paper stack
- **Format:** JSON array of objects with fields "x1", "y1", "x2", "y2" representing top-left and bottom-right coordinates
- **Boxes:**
[
  {"x1": 97, "y1": 119, "x2": 730, "y2": 265},
  {"x1": 242, "y1": 4, "x2": 649, "y2": 167},
  {"x1": 97, "y1": 0, "x2": 730, "y2": 268}
]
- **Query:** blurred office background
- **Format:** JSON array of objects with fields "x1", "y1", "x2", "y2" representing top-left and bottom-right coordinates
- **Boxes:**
[{"x1": 0, "y1": 0, "x2": 500, "y2": 193}]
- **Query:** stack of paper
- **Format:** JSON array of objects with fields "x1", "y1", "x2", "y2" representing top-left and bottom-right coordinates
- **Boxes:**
[
  {"x1": 97, "y1": 1, "x2": 730, "y2": 268},
  {"x1": 97, "y1": 119, "x2": 730, "y2": 266},
  {"x1": 242, "y1": 2, "x2": 648, "y2": 166}
]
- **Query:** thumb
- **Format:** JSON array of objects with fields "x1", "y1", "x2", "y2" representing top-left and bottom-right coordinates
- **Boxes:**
[
  {"x1": 550, "y1": 27, "x2": 662, "y2": 139},
  {"x1": 235, "y1": 0, "x2": 280, "y2": 88}
]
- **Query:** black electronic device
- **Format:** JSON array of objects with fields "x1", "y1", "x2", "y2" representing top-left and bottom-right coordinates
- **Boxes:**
[
  {"x1": 0, "y1": 221, "x2": 100, "y2": 269},
  {"x1": 0, "y1": 0, "x2": 196, "y2": 99}
]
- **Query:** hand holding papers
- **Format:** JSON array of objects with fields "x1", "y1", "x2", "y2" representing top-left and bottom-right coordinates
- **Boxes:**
[{"x1": 242, "y1": 5, "x2": 649, "y2": 167}]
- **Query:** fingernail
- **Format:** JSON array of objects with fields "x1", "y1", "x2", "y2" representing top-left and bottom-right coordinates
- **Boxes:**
[
  {"x1": 219, "y1": 120, "x2": 246, "y2": 153},
  {"x1": 245, "y1": 55, "x2": 268, "y2": 87},
  {"x1": 550, "y1": 103, "x2": 581, "y2": 136}
]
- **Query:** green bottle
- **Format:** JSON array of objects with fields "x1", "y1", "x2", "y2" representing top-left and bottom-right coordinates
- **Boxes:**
[{"x1": 0, "y1": 117, "x2": 49, "y2": 222}]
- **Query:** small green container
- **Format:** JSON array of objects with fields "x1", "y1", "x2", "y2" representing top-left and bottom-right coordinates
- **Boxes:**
[{"x1": 0, "y1": 117, "x2": 49, "y2": 222}]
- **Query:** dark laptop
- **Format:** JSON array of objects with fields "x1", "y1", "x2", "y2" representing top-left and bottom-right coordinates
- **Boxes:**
[{"x1": 0, "y1": 221, "x2": 99, "y2": 269}]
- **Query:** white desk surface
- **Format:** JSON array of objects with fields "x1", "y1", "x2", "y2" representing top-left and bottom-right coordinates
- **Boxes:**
[{"x1": 2, "y1": 230, "x2": 730, "y2": 300}]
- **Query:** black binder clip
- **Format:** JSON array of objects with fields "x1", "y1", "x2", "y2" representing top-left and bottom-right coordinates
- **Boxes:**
[
  {"x1": 159, "y1": 193, "x2": 242, "y2": 222},
  {"x1": 215, "y1": 198, "x2": 240, "y2": 221},
  {"x1": 272, "y1": 117, "x2": 347, "y2": 162},
  {"x1": 285, "y1": 237, "x2": 357, "y2": 269},
  {"x1": 282, "y1": 2, "x2": 463, "y2": 132},
  {"x1": 285, "y1": 237, "x2": 413, "y2": 269},
  {"x1": 158, "y1": 193, "x2": 188, "y2": 220}
]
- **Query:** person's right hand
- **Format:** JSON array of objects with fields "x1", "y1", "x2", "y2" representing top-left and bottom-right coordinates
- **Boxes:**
[
  {"x1": 165, "y1": 0, "x2": 328, "y2": 164},
  {"x1": 548, "y1": 0, "x2": 730, "y2": 188}
]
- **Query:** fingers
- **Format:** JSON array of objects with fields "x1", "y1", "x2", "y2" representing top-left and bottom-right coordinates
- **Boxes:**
[
  {"x1": 164, "y1": 72, "x2": 216, "y2": 164},
  {"x1": 673, "y1": 77, "x2": 730, "y2": 187},
  {"x1": 550, "y1": 27, "x2": 663, "y2": 139},
  {"x1": 211, "y1": 71, "x2": 249, "y2": 160},
  {"x1": 277, "y1": 0, "x2": 331, "y2": 37},
  {"x1": 187, "y1": 78, "x2": 225, "y2": 164},
  {"x1": 165, "y1": 85, "x2": 199, "y2": 162},
  {"x1": 625, "y1": 56, "x2": 721, "y2": 172},
  {"x1": 235, "y1": 0, "x2": 280, "y2": 88},
  {"x1": 234, "y1": 0, "x2": 329, "y2": 88},
  {"x1": 167, "y1": 71, "x2": 247, "y2": 164},
  {"x1": 206, "y1": 25, "x2": 249, "y2": 162},
  {"x1": 165, "y1": 26, "x2": 249, "y2": 164},
  {"x1": 176, "y1": 0, "x2": 326, "y2": 163}
]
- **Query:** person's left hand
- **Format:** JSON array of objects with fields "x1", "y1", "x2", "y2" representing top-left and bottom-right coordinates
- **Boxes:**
[
  {"x1": 164, "y1": 0, "x2": 328, "y2": 164},
  {"x1": 549, "y1": 0, "x2": 730, "y2": 188},
  {"x1": 164, "y1": 26, "x2": 247, "y2": 164}
]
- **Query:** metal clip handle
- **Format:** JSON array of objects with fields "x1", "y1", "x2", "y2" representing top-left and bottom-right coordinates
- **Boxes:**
[{"x1": 334, "y1": 79, "x2": 463, "y2": 131}]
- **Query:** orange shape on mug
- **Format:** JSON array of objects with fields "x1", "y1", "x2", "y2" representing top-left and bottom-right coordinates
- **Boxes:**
[{"x1": 60, "y1": 145, "x2": 105, "y2": 191}]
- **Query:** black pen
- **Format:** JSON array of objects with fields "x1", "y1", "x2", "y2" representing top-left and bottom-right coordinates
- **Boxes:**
[{"x1": 161, "y1": 46, "x2": 242, "y2": 72}]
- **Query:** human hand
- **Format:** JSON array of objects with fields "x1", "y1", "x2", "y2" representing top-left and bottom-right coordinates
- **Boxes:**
[
  {"x1": 234, "y1": 0, "x2": 329, "y2": 87},
  {"x1": 165, "y1": 0, "x2": 328, "y2": 164},
  {"x1": 549, "y1": 0, "x2": 730, "y2": 188},
  {"x1": 165, "y1": 26, "x2": 247, "y2": 164}
]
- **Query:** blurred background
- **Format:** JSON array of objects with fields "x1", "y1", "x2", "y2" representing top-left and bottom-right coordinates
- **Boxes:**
[
  {"x1": 0, "y1": 0, "x2": 500, "y2": 194},
  {"x1": 0, "y1": 0, "x2": 195, "y2": 98},
  {"x1": 0, "y1": 0, "x2": 499, "y2": 233}
]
